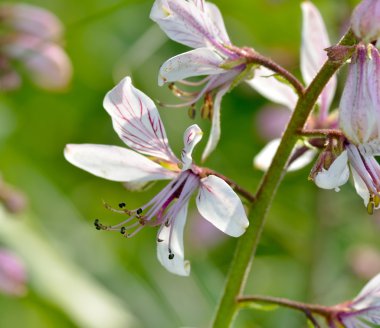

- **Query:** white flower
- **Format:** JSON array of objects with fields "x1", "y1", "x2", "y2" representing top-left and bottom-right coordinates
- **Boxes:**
[
  {"x1": 249, "y1": 1, "x2": 335, "y2": 172},
  {"x1": 150, "y1": 0, "x2": 251, "y2": 161},
  {"x1": 64, "y1": 77, "x2": 249, "y2": 276}
]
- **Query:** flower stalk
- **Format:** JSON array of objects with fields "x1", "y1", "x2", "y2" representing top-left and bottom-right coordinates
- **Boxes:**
[
  {"x1": 211, "y1": 30, "x2": 357, "y2": 328},
  {"x1": 238, "y1": 295, "x2": 331, "y2": 319},
  {"x1": 229, "y1": 46, "x2": 305, "y2": 97}
]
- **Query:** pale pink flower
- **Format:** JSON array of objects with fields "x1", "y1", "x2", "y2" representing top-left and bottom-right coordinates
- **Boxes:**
[
  {"x1": 64, "y1": 77, "x2": 249, "y2": 276},
  {"x1": 0, "y1": 249, "x2": 27, "y2": 297}
]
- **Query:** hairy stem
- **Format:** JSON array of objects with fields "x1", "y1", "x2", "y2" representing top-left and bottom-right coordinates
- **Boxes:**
[
  {"x1": 238, "y1": 295, "x2": 331, "y2": 317},
  {"x1": 211, "y1": 30, "x2": 356, "y2": 328},
  {"x1": 298, "y1": 128, "x2": 344, "y2": 138}
]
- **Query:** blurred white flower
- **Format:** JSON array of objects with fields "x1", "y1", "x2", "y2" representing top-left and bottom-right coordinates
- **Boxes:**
[
  {"x1": 249, "y1": 1, "x2": 336, "y2": 172},
  {"x1": 0, "y1": 3, "x2": 72, "y2": 91}
]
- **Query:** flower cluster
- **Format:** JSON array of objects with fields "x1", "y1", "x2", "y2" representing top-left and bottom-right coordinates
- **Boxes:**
[
  {"x1": 59, "y1": 0, "x2": 380, "y2": 326},
  {"x1": 0, "y1": 3, "x2": 72, "y2": 91}
]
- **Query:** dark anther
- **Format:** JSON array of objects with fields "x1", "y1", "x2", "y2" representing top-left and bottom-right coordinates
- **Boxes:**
[
  {"x1": 157, "y1": 238, "x2": 164, "y2": 242},
  {"x1": 120, "y1": 227, "x2": 126, "y2": 235},
  {"x1": 136, "y1": 208, "x2": 143, "y2": 215},
  {"x1": 119, "y1": 202, "x2": 126, "y2": 208},
  {"x1": 168, "y1": 253, "x2": 175, "y2": 260},
  {"x1": 94, "y1": 219, "x2": 101, "y2": 230}
]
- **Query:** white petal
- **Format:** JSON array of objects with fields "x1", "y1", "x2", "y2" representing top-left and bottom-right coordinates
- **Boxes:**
[
  {"x1": 205, "y1": 2, "x2": 230, "y2": 45},
  {"x1": 288, "y1": 148, "x2": 316, "y2": 171},
  {"x1": 181, "y1": 124, "x2": 203, "y2": 170},
  {"x1": 64, "y1": 144, "x2": 176, "y2": 182},
  {"x1": 157, "y1": 204, "x2": 190, "y2": 276},
  {"x1": 301, "y1": 2, "x2": 331, "y2": 84},
  {"x1": 351, "y1": 165, "x2": 371, "y2": 207},
  {"x1": 103, "y1": 76, "x2": 178, "y2": 163},
  {"x1": 150, "y1": 0, "x2": 229, "y2": 50},
  {"x1": 254, "y1": 139, "x2": 315, "y2": 172},
  {"x1": 354, "y1": 273, "x2": 380, "y2": 309},
  {"x1": 247, "y1": 66, "x2": 298, "y2": 110},
  {"x1": 314, "y1": 151, "x2": 349, "y2": 191},
  {"x1": 158, "y1": 48, "x2": 226, "y2": 86},
  {"x1": 201, "y1": 83, "x2": 230, "y2": 161},
  {"x1": 196, "y1": 175, "x2": 249, "y2": 237},
  {"x1": 254, "y1": 139, "x2": 281, "y2": 171},
  {"x1": 301, "y1": 2, "x2": 336, "y2": 111}
]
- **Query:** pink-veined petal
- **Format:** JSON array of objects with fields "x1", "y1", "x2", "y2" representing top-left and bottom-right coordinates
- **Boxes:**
[
  {"x1": 314, "y1": 150, "x2": 349, "y2": 191},
  {"x1": 201, "y1": 83, "x2": 230, "y2": 161},
  {"x1": 64, "y1": 144, "x2": 177, "y2": 183},
  {"x1": 340, "y1": 45, "x2": 380, "y2": 153},
  {"x1": 354, "y1": 273, "x2": 380, "y2": 309},
  {"x1": 341, "y1": 316, "x2": 373, "y2": 328},
  {"x1": 196, "y1": 175, "x2": 248, "y2": 237},
  {"x1": 157, "y1": 204, "x2": 190, "y2": 276},
  {"x1": 150, "y1": 0, "x2": 229, "y2": 51},
  {"x1": 247, "y1": 66, "x2": 298, "y2": 110},
  {"x1": 158, "y1": 47, "x2": 226, "y2": 86},
  {"x1": 181, "y1": 124, "x2": 203, "y2": 170},
  {"x1": 301, "y1": 1, "x2": 336, "y2": 113},
  {"x1": 103, "y1": 76, "x2": 178, "y2": 163},
  {"x1": 254, "y1": 139, "x2": 316, "y2": 172}
]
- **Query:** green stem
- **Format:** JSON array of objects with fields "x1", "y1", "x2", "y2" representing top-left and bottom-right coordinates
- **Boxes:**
[{"x1": 211, "y1": 30, "x2": 356, "y2": 328}]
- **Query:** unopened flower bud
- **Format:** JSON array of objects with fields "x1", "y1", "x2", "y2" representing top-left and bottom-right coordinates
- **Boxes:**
[
  {"x1": 351, "y1": 0, "x2": 380, "y2": 43},
  {"x1": 0, "y1": 249, "x2": 27, "y2": 297},
  {"x1": 339, "y1": 44, "x2": 380, "y2": 155}
]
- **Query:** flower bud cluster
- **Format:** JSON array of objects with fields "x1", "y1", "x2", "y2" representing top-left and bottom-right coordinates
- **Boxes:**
[{"x1": 0, "y1": 3, "x2": 72, "y2": 91}]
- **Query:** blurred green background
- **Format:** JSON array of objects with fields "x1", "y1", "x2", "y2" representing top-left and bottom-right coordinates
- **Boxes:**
[{"x1": 1, "y1": 0, "x2": 377, "y2": 327}]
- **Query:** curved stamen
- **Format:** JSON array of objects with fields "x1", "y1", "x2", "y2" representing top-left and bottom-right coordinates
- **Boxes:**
[{"x1": 176, "y1": 76, "x2": 211, "y2": 86}]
